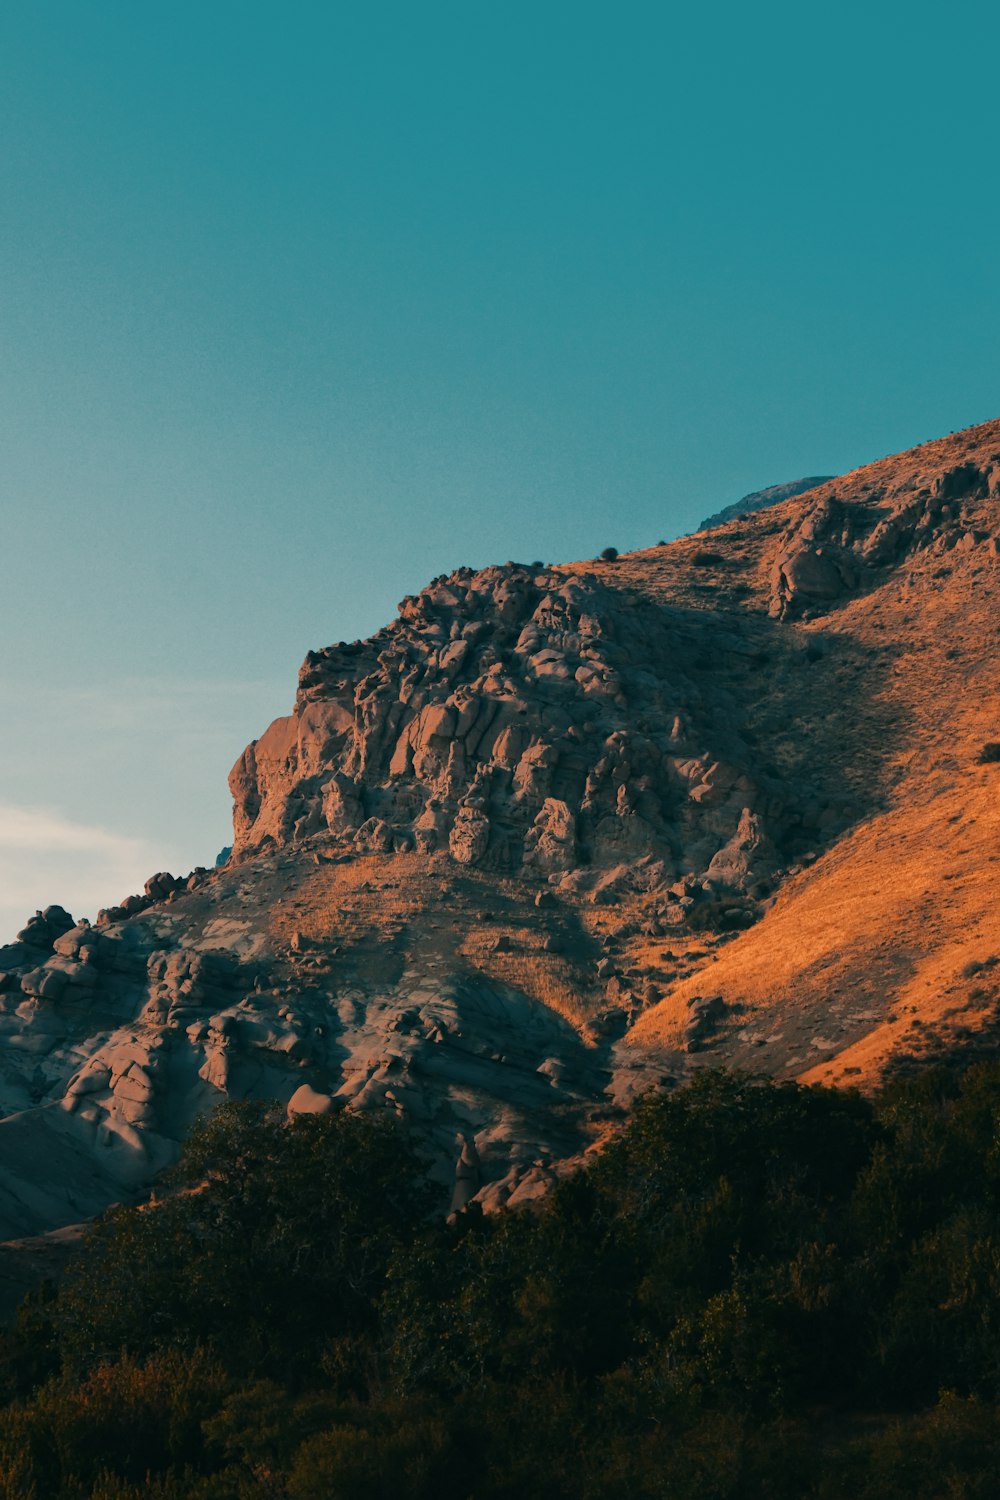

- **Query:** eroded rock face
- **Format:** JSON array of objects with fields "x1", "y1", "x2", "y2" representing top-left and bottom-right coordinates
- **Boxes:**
[
  {"x1": 0, "y1": 881, "x2": 632, "y2": 1237},
  {"x1": 228, "y1": 565, "x2": 795, "y2": 901},
  {"x1": 3, "y1": 414, "x2": 1000, "y2": 1246},
  {"x1": 768, "y1": 459, "x2": 1000, "y2": 620}
]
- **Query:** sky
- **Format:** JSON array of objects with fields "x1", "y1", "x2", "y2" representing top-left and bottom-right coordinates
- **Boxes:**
[{"x1": 1, "y1": 0, "x2": 998, "y2": 941}]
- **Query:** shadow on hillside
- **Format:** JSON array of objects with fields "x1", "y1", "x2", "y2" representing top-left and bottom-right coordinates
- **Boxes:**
[{"x1": 633, "y1": 593, "x2": 909, "y2": 861}]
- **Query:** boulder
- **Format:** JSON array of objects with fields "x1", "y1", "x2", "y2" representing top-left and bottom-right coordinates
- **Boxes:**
[
  {"x1": 449, "y1": 807, "x2": 490, "y2": 865},
  {"x1": 354, "y1": 817, "x2": 394, "y2": 854},
  {"x1": 706, "y1": 808, "x2": 778, "y2": 890},
  {"x1": 287, "y1": 1084, "x2": 340, "y2": 1119},
  {"x1": 523, "y1": 798, "x2": 577, "y2": 872}
]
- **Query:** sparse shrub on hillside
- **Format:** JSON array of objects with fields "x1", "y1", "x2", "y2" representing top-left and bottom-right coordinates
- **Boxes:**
[
  {"x1": 599, "y1": 546, "x2": 619, "y2": 561},
  {"x1": 691, "y1": 549, "x2": 725, "y2": 566},
  {"x1": 977, "y1": 741, "x2": 1000, "y2": 763}
]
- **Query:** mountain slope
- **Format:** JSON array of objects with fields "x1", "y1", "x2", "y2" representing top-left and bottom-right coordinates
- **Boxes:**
[
  {"x1": 698, "y1": 475, "x2": 833, "y2": 530},
  {"x1": 0, "y1": 415, "x2": 998, "y2": 1239}
]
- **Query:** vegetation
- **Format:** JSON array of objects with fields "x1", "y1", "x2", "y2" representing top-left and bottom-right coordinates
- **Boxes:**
[
  {"x1": 598, "y1": 546, "x2": 619, "y2": 561},
  {"x1": 5, "y1": 1068, "x2": 1000, "y2": 1495}
]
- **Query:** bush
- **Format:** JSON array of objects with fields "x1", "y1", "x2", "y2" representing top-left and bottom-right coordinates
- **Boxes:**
[
  {"x1": 0, "y1": 1348, "x2": 229, "y2": 1495},
  {"x1": 977, "y1": 741, "x2": 1000, "y2": 763},
  {"x1": 598, "y1": 547, "x2": 619, "y2": 561},
  {"x1": 58, "y1": 1103, "x2": 438, "y2": 1378},
  {"x1": 7, "y1": 1068, "x2": 1000, "y2": 1493}
]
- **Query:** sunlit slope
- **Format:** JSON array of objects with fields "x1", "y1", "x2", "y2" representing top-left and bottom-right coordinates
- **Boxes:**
[{"x1": 625, "y1": 417, "x2": 1000, "y2": 1083}]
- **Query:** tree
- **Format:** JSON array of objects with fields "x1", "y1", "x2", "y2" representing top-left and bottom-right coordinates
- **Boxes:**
[{"x1": 58, "y1": 1103, "x2": 438, "y2": 1378}]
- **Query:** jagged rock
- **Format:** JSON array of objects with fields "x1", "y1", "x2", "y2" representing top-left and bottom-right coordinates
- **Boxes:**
[
  {"x1": 16, "y1": 907, "x2": 74, "y2": 951},
  {"x1": 449, "y1": 807, "x2": 490, "y2": 865},
  {"x1": 769, "y1": 497, "x2": 863, "y2": 619},
  {"x1": 706, "y1": 809, "x2": 778, "y2": 891},
  {"x1": 523, "y1": 798, "x2": 577, "y2": 872},
  {"x1": 224, "y1": 561, "x2": 792, "y2": 898}
]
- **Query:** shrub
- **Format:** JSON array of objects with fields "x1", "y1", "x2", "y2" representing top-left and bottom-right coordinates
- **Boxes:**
[
  {"x1": 977, "y1": 742, "x2": 1000, "y2": 763},
  {"x1": 599, "y1": 547, "x2": 619, "y2": 561},
  {"x1": 11, "y1": 1067, "x2": 1000, "y2": 1494},
  {"x1": 58, "y1": 1103, "x2": 438, "y2": 1378}
]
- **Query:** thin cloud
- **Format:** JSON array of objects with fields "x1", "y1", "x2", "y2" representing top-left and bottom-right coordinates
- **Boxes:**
[
  {"x1": 0, "y1": 804, "x2": 149, "y2": 856},
  {"x1": 0, "y1": 803, "x2": 167, "y2": 945}
]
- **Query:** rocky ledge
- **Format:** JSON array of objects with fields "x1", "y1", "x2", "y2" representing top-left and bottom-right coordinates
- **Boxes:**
[{"x1": 228, "y1": 561, "x2": 831, "y2": 916}]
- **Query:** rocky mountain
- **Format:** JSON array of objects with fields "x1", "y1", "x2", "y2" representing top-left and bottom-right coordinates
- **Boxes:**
[
  {"x1": 698, "y1": 475, "x2": 833, "y2": 530},
  {"x1": 1, "y1": 415, "x2": 999, "y2": 1260}
]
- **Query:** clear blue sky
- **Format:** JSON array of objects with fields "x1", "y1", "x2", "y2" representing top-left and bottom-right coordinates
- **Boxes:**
[{"x1": 1, "y1": 0, "x2": 997, "y2": 939}]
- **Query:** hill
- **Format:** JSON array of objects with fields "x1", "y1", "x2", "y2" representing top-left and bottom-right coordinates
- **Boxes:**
[
  {"x1": 698, "y1": 474, "x2": 834, "y2": 530},
  {"x1": 0, "y1": 415, "x2": 998, "y2": 1238}
]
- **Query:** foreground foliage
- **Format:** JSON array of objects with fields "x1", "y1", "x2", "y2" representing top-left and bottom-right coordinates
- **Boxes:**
[{"x1": 4, "y1": 1068, "x2": 1000, "y2": 1495}]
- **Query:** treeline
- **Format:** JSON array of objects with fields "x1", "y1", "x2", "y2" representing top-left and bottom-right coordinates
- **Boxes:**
[{"x1": 2, "y1": 1065, "x2": 1000, "y2": 1496}]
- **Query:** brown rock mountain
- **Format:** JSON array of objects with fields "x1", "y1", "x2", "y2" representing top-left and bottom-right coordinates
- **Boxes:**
[{"x1": 1, "y1": 413, "x2": 999, "y2": 1247}]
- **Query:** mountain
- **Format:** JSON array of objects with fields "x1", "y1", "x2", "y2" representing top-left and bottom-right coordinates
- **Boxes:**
[
  {"x1": 1, "y1": 415, "x2": 999, "y2": 1247},
  {"x1": 698, "y1": 475, "x2": 834, "y2": 530}
]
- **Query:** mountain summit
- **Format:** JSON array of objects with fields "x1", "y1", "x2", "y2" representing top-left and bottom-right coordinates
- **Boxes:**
[{"x1": 1, "y1": 415, "x2": 999, "y2": 1244}]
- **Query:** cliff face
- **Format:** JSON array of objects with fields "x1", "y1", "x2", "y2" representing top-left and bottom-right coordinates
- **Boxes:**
[
  {"x1": 228, "y1": 565, "x2": 797, "y2": 910},
  {"x1": 0, "y1": 414, "x2": 999, "y2": 1251},
  {"x1": 227, "y1": 420, "x2": 1000, "y2": 914}
]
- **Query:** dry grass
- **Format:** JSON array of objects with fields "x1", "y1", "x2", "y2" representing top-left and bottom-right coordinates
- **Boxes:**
[
  {"x1": 595, "y1": 417, "x2": 1000, "y2": 1085},
  {"x1": 630, "y1": 736, "x2": 1000, "y2": 1087},
  {"x1": 220, "y1": 415, "x2": 1000, "y2": 1089},
  {"x1": 459, "y1": 927, "x2": 597, "y2": 1035}
]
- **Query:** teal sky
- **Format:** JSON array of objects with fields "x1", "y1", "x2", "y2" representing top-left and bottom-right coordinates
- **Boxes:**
[{"x1": 2, "y1": 0, "x2": 998, "y2": 939}]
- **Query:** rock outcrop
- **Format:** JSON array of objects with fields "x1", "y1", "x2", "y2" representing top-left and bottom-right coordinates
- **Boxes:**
[
  {"x1": 228, "y1": 565, "x2": 807, "y2": 905},
  {"x1": 3, "y1": 412, "x2": 1000, "y2": 1249},
  {"x1": 768, "y1": 457, "x2": 1000, "y2": 620}
]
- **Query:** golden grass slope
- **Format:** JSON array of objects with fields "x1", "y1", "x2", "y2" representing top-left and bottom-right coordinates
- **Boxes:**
[{"x1": 618, "y1": 415, "x2": 1000, "y2": 1084}]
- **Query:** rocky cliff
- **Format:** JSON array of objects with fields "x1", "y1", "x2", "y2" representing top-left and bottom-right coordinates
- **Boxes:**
[
  {"x1": 1, "y1": 414, "x2": 999, "y2": 1252},
  {"x1": 227, "y1": 563, "x2": 808, "y2": 912}
]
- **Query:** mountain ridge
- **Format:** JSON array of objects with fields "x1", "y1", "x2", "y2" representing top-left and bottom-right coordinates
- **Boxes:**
[
  {"x1": 698, "y1": 474, "x2": 834, "y2": 530},
  {"x1": 0, "y1": 413, "x2": 998, "y2": 1246}
]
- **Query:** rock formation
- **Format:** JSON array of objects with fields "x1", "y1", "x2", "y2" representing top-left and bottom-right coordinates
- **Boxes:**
[
  {"x1": 698, "y1": 475, "x2": 833, "y2": 531},
  {"x1": 2, "y1": 414, "x2": 1000, "y2": 1250},
  {"x1": 227, "y1": 564, "x2": 820, "y2": 908}
]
